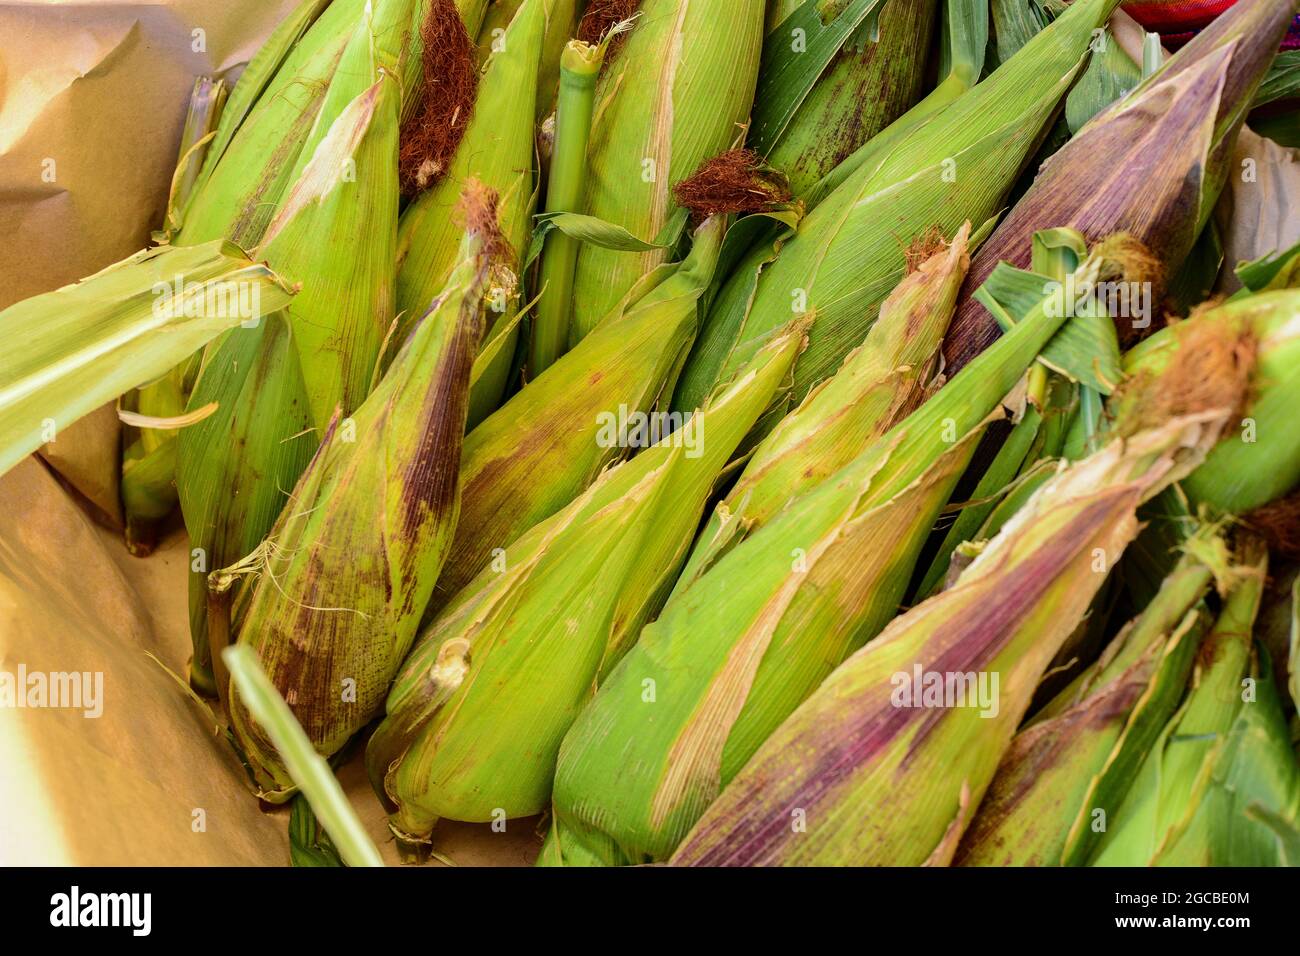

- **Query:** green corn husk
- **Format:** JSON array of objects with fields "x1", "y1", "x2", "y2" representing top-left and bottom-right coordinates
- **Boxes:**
[
  {"x1": 675, "y1": 223, "x2": 971, "y2": 591},
  {"x1": 396, "y1": 0, "x2": 571, "y2": 422},
  {"x1": 476, "y1": 0, "x2": 575, "y2": 116},
  {"x1": 430, "y1": 214, "x2": 725, "y2": 607},
  {"x1": 0, "y1": 241, "x2": 294, "y2": 480},
  {"x1": 667, "y1": 408, "x2": 1230, "y2": 867},
  {"x1": 224, "y1": 210, "x2": 490, "y2": 800},
  {"x1": 123, "y1": 75, "x2": 231, "y2": 551},
  {"x1": 954, "y1": 536, "x2": 1227, "y2": 866},
  {"x1": 176, "y1": 317, "x2": 317, "y2": 694},
  {"x1": 253, "y1": 1, "x2": 417, "y2": 431},
  {"x1": 366, "y1": 324, "x2": 807, "y2": 840},
  {"x1": 761, "y1": 0, "x2": 939, "y2": 198},
  {"x1": 177, "y1": 0, "x2": 371, "y2": 248},
  {"x1": 1121, "y1": 290, "x2": 1300, "y2": 515},
  {"x1": 543, "y1": 248, "x2": 1105, "y2": 867},
  {"x1": 180, "y1": 0, "x2": 489, "y2": 248},
  {"x1": 673, "y1": 0, "x2": 1122, "y2": 418},
  {"x1": 1088, "y1": 541, "x2": 1300, "y2": 866},
  {"x1": 566, "y1": 0, "x2": 766, "y2": 343},
  {"x1": 945, "y1": 0, "x2": 1298, "y2": 371}
]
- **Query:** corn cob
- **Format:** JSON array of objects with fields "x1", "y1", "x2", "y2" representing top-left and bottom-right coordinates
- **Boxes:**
[
  {"x1": 954, "y1": 538, "x2": 1226, "y2": 866},
  {"x1": 366, "y1": 324, "x2": 806, "y2": 841},
  {"x1": 668, "y1": 407, "x2": 1230, "y2": 867},
  {"x1": 676, "y1": 223, "x2": 970, "y2": 591},
  {"x1": 430, "y1": 214, "x2": 725, "y2": 606},
  {"x1": 177, "y1": 0, "x2": 371, "y2": 248},
  {"x1": 224, "y1": 196, "x2": 492, "y2": 799},
  {"x1": 566, "y1": 0, "x2": 766, "y2": 343},
  {"x1": 176, "y1": 318, "x2": 317, "y2": 694},
  {"x1": 394, "y1": 0, "x2": 566, "y2": 423},
  {"x1": 945, "y1": 0, "x2": 1299, "y2": 371},
  {"x1": 761, "y1": 0, "x2": 939, "y2": 198},
  {"x1": 1120, "y1": 289, "x2": 1300, "y2": 515},
  {"x1": 1087, "y1": 540, "x2": 1300, "y2": 866},
  {"x1": 543, "y1": 246, "x2": 1106, "y2": 866},
  {"x1": 673, "y1": 0, "x2": 1123, "y2": 418},
  {"x1": 252, "y1": 2, "x2": 416, "y2": 432},
  {"x1": 123, "y1": 76, "x2": 230, "y2": 553}
]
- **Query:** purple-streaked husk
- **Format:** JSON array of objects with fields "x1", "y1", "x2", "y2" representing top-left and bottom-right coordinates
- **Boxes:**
[
  {"x1": 669, "y1": 411, "x2": 1230, "y2": 866},
  {"x1": 944, "y1": 0, "x2": 1298, "y2": 372}
]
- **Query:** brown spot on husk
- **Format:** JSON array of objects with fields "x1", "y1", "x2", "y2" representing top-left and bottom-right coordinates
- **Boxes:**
[
  {"x1": 1112, "y1": 314, "x2": 1256, "y2": 438},
  {"x1": 577, "y1": 0, "x2": 642, "y2": 59},
  {"x1": 399, "y1": 0, "x2": 478, "y2": 196},
  {"x1": 672, "y1": 149, "x2": 793, "y2": 220},
  {"x1": 1244, "y1": 490, "x2": 1300, "y2": 560}
]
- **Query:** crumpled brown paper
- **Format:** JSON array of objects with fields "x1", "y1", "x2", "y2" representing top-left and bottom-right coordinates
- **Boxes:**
[
  {"x1": 0, "y1": 446, "x2": 541, "y2": 865},
  {"x1": 0, "y1": 0, "x2": 539, "y2": 867}
]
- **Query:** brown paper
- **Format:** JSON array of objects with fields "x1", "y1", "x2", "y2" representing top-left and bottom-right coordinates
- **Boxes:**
[
  {"x1": 0, "y1": 0, "x2": 305, "y2": 309},
  {"x1": 0, "y1": 457, "x2": 540, "y2": 865},
  {"x1": 1215, "y1": 127, "x2": 1300, "y2": 289},
  {"x1": 38, "y1": 402, "x2": 124, "y2": 528},
  {"x1": 0, "y1": 1, "x2": 538, "y2": 867}
]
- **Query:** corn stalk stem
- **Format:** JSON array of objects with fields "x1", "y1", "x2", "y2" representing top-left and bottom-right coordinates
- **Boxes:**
[
  {"x1": 530, "y1": 41, "x2": 603, "y2": 374},
  {"x1": 223, "y1": 646, "x2": 384, "y2": 867}
]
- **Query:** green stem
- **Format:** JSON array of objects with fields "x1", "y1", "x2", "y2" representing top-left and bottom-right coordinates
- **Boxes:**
[
  {"x1": 223, "y1": 646, "x2": 384, "y2": 868},
  {"x1": 530, "y1": 40, "x2": 603, "y2": 374}
]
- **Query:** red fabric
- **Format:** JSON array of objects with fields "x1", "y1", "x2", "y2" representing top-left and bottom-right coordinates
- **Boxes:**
[{"x1": 1122, "y1": 0, "x2": 1238, "y2": 33}]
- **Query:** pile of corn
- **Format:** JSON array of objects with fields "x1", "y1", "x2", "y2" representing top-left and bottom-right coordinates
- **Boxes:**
[{"x1": 4, "y1": 0, "x2": 1300, "y2": 867}]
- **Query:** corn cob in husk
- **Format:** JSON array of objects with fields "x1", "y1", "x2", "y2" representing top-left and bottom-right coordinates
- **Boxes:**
[
  {"x1": 1085, "y1": 540, "x2": 1300, "y2": 866},
  {"x1": 761, "y1": 0, "x2": 939, "y2": 198},
  {"x1": 176, "y1": 2, "x2": 425, "y2": 688},
  {"x1": 674, "y1": 0, "x2": 1122, "y2": 418},
  {"x1": 176, "y1": 319, "x2": 317, "y2": 694},
  {"x1": 177, "y1": 0, "x2": 371, "y2": 248},
  {"x1": 1121, "y1": 289, "x2": 1300, "y2": 515},
  {"x1": 566, "y1": 0, "x2": 766, "y2": 343},
  {"x1": 953, "y1": 536, "x2": 1229, "y2": 866},
  {"x1": 945, "y1": 0, "x2": 1299, "y2": 372},
  {"x1": 366, "y1": 324, "x2": 807, "y2": 839},
  {"x1": 675, "y1": 223, "x2": 970, "y2": 592},
  {"x1": 543, "y1": 245, "x2": 1101, "y2": 867},
  {"x1": 395, "y1": 0, "x2": 573, "y2": 421},
  {"x1": 667, "y1": 405, "x2": 1231, "y2": 867},
  {"x1": 252, "y1": 0, "x2": 417, "y2": 432},
  {"x1": 123, "y1": 0, "x2": 359, "y2": 550},
  {"x1": 224, "y1": 202, "x2": 492, "y2": 800},
  {"x1": 430, "y1": 214, "x2": 725, "y2": 606}
]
